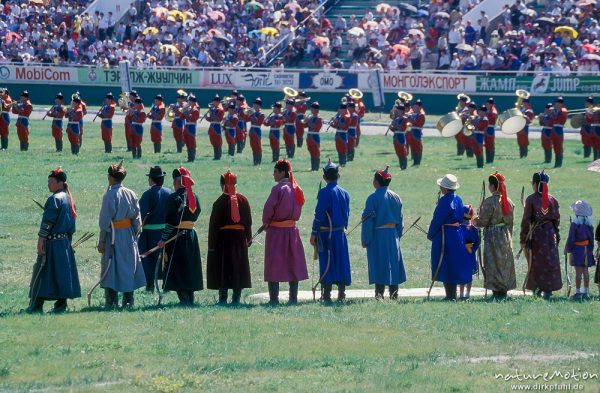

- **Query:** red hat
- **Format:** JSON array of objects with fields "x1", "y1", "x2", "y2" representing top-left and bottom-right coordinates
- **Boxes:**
[
  {"x1": 174, "y1": 166, "x2": 197, "y2": 213},
  {"x1": 222, "y1": 170, "x2": 240, "y2": 223},
  {"x1": 375, "y1": 165, "x2": 392, "y2": 184},
  {"x1": 490, "y1": 171, "x2": 511, "y2": 216}
]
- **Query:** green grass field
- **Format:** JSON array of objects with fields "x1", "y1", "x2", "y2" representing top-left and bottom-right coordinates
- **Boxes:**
[{"x1": 0, "y1": 120, "x2": 599, "y2": 392}]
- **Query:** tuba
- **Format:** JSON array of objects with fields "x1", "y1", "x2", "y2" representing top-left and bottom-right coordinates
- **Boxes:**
[
  {"x1": 167, "y1": 104, "x2": 176, "y2": 122},
  {"x1": 397, "y1": 91, "x2": 413, "y2": 103},
  {"x1": 283, "y1": 87, "x2": 298, "y2": 101},
  {"x1": 514, "y1": 89, "x2": 530, "y2": 107},
  {"x1": 455, "y1": 93, "x2": 471, "y2": 111},
  {"x1": 349, "y1": 88, "x2": 363, "y2": 100}
]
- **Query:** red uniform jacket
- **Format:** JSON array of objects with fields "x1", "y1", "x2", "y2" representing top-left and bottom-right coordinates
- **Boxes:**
[
  {"x1": 250, "y1": 110, "x2": 265, "y2": 127},
  {"x1": 2, "y1": 95, "x2": 12, "y2": 112},
  {"x1": 149, "y1": 103, "x2": 165, "y2": 121},
  {"x1": 486, "y1": 106, "x2": 498, "y2": 126},
  {"x1": 224, "y1": 113, "x2": 238, "y2": 129},
  {"x1": 391, "y1": 115, "x2": 409, "y2": 132},
  {"x1": 48, "y1": 105, "x2": 65, "y2": 119},
  {"x1": 185, "y1": 105, "x2": 200, "y2": 123},
  {"x1": 282, "y1": 109, "x2": 297, "y2": 125},
  {"x1": 552, "y1": 107, "x2": 567, "y2": 126},
  {"x1": 207, "y1": 104, "x2": 224, "y2": 123},
  {"x1": 264, "y1": 113, "x2": 284, "y2": 129},
  {"x1": 348, "y1": 112, "x2": 359, "y2": 128},
  {"x1": 332, "y1": 113, "x2": 349, "y2": 130},
  {"x1": 68, "y1": 105, "x2": 83, "y2": 122},
  {"x1": 132, "y1": 106, "x2": 147, "y2": 123},
  {"x1": 99, "y1": 104, "x2": 116, "y2": 120},
  {"x1": 410, "y1": 111, "x2": 426, "y2": 128},
  {"x1": 13, "y1": 100, "x2": 33, "y2": 117},
  {"x1": 306, "y1": 115, "x2": 323, "y2": 132},
  {"x1": 473, "y1": 115, "x2": 489, "y2": 132}
]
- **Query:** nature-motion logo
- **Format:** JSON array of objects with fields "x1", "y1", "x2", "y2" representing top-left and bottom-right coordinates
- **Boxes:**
[
  {"x1": 87, "y1": 69, "x2": 97, "y2": 82},
  {"x1": 0, "y1": 66, "x2": 10, "y2": 80}
]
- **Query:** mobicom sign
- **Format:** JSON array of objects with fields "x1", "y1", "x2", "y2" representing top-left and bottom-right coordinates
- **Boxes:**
[{"x1": 14, "y1": 66, "x2": 72, "y2": 82}]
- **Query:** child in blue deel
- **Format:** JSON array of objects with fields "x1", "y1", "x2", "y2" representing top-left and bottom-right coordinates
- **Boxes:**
[
  {"x1": 459, "y1": 205, "x2": 479, "y2": 300},
  {"x1": 565, "y1": 200, "x2": 595, "y2": 300}
]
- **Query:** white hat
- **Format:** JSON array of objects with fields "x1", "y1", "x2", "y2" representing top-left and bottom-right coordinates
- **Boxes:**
[
  {"x1": 437, "y1": 174, "x2": 459, "y2": 190},
  {"x1": 570, "y1": 200, "x2": 592, "y2": 217}
]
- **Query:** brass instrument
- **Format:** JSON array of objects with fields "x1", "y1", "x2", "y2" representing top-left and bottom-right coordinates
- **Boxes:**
[
  {"x1": 349, "y1": 88, "x2": 363, "y2": 100},
  {"x1": 243, "y1": 107, "x2": 255, "y2": 116},
  {"x1": 455, "y1": 93, "x2": 471, "y2": 112},
  {"x1": 514, "y1": 89, "x2": 530, "y2": 107},
  {"x1": 167, "y1": 104, "x2": 176, "y2": 122},
  {"x1": 118, "y1": 91, "x2": 129, "y2": 111},
  {"x1": 566, "y1": 105, "x2": 600, "y2": 114},
  {"x1": 283, "y1": 87, "x2": 298, "y2": 100},
  {"x1": 397, "y1": 91, "x2": 413, "y2": 103},
  {"x1": 463, "y1": 116, "x2": 474, "y2": 136}
]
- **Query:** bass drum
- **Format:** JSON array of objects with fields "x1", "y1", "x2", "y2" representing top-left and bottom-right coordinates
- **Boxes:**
[
  {"x1": 436, "y1": 112, "x2": 463, "y2": 137},
  {"x1": 498, "y1": 108, "x2": 526, "y2": 135}
]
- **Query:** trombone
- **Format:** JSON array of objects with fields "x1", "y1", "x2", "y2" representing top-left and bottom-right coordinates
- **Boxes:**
[{"x1": 565, "y1": 105, "x2": 600, "y2": 114}]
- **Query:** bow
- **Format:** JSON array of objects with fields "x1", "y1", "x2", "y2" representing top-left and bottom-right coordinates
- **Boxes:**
[
  {"x1": 312, "y1": 211, "x2": 332, "y2": 301},
  {"x1": 346, "y1": 212, "x2": 374, "y2": 236},
  {"x1": 477, "y1": 181, "x2": 487, "y2": 296},
  {"x1": 32, "y1": 199, "x2": 44, "y2": 210},
  {"x1": 520, "y1": 185, "x2": 525, "y2": 208},
  {"x1": 401, "y1": 216, "x2": 422, "y2": 237},
  {"x1": 564, "y1": 216, "x2": 573, "y2": 297},
  {"x1": 87, "y1": 223, "x2": 115, "y2": 307},
  {"x1": 159, "y1": 190, "x2": 188, "y2": 305}
]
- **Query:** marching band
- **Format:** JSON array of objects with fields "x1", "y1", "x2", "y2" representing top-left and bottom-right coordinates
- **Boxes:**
[{"x1": 0, "y1": 88, "x2": 598, "y2": 170}]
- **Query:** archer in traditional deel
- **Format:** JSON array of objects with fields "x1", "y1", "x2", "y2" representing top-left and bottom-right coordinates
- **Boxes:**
[
  {"x1": 94, "y1": 160, "x2": 146, "y2": 309},
  {"x1": 520, "y1": 171, "x2": 563, "y2": 300},
  {"x1": 206, "y1": 170, "x2": 253, "y2": 305},
  {"x1": 261, "y1": 160, "x2": 308, "y2": 305},
  {"x1": 360, "y1": 165, "x2": 407, "y2": 300},
  {"x1": 473, "y1": 172, "x2": 517, "y2": 301},
  {"x1": 156, "y1": 167, "x2": 203, "y2": 306},
  {"x1": 310, "y1": 159, "x2": 351, "y2": 303},
  {"x1": 426, "y1": 174, "x2": 470, "y2": 301},
  {"x1": 458, "y1": 205, "x2": 479, "y2": 301},
  {"x1": 24, "y1": 167, "x2": 81, "y2": 314}
]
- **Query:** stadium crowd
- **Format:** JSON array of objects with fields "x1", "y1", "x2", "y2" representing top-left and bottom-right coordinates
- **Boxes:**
[
  {"x1": 0, "y1": 0, "x2": 599, "y2": 73},
  {"x1": 0, "y1": 0, "x2": 326, "y2": 68}
]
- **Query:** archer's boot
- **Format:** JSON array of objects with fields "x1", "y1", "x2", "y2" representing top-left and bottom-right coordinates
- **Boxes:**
[
  {"x1": 337, "y1": 283, "x2": 346, "y2": 301},
  {"x1": 231, "y1": 288, "x2": 242, "y2": 305},
  {"x1": 297, "y1": 136, "x2": 304, "y2": 148},
  {"x1": 288, "y1": 281, "x2": 298, "y2": 305},
  {"x1": 228, "y1": 144, "x2": 235, "y2": 157},
  {"x1": 218, "y1": 288, "x2": 228, "y2": 304},
  {"x1": 584, "y1": 146, "x2": 591, "y2": 158},
  {"x1": 466, "y1": 147, "x2": 474, "y2": 158},
  {"x1": 268, "y1": 282, "x2": 280, "y2": 305},
  {"x1": 554, "y1": 154, "x2": 563, "y2": 168},
  {"x1": 322, "y1": 284, "x2": 333, "y2": 302},
  {"x1": 104, "y1": 288, "x2": 118, "y2": 308},
  {"x1": 456, "y1": 143, "x2": 464, "y2": 156},
  {"x1": 0, "y1": 137, "x2": 7, "y2": 150},
  {"x1": 443, "y1": 284, "x2": 457, "y2": 300},
  {"x1": 375, "y1": 284, "x2": 385, "y2": 299},
  {"x1": 154, "y1": 143, "x2": 161, "y2": 153},
  {"x1": 476, "y1": 155, "x2": 484, "y2": 168},
  {"x1": 544, "y1": 149, "x2": 552, "y2": 163},
  {"x1": 399, "y1": 156, "x2": 408, "y2": 170},
  {"x1": 25, "y1": 298, "x2": 44, "y2": 314},
  {"x1": 389, "y1": 285, "x2": 399, "y2": 300},
  {"x1": 122, "y1": 292, "x2": 134, "y2": 308},
  {"x1": 49, "y1": 299, "x2": 67, "y2": 314}
]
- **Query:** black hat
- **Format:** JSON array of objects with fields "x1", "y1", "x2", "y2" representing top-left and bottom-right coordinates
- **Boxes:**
[
  {"x1": 228, "y1": 102, "x2": 236, "y2": 109},
  {"x1": 586, "y1": 96, "x2": 594, "y2": 103},
  {"x1": 273, "y1": 102, "x2": 283, "y2": 108},
  {"x1": 106, "y1": 92, "x2": 114, "y2": 100},
  {"x1": 172, "y1": 168, "x2": 182, "y2": 179},
  {"x1": 237, "y1": 94, "x2": 245, "y2": 101},
  {"x1": 468, "y1": 102, "x2": 477, "y2": 108},
  {"x1": 55, "y1": 93, "x2": 64, "y2": 100},
  {"x1": 285, "y1": 99, "x2": 294, "y2": 105},
  {"x1": 254, "y1": 97, "x2": 263, "y2": 105},
  {"x1": 479, "y1": 105, "x2": 487, "y2": 112},
  {"x1": 323, "y1": 159, "x2": 339, "y2": 179},
  {"x1": 108, "y1": 160, "x2": 126, "y2": 181},
  {"x1": 177, "y1": 93, "x2": 186, "y2": 99},
  {"x1": 231, "y1": 89, "x2": 239, "y2": 97},
  {"x1": 414, "y1": 99, "x2": 422, "y2": 106},
  {"x1": 545, "y1": 102, "x2": 553, "y2": 108},
  {"x1": 48, "y1": 167, "x2": 67, "y2": 182},
  {"x1": 348, "y1": 101, "x2": 356, "y2": 108},
  {"x1": 134, "y1": 98, "x2": 142, "y2": 104},
  {"x1": 311, "y1": 101, "x2": 320, "y2": 109},
  {"x1": 73, "y1": 96, "x2": 81, "y2": 103},
  {"x1": 487, "y1": 97, "x2": 495, "y2": 103},
  {"x1": 459, "y1": 95, "x2": 468, "y2": 102},
  {"x1": 556, "y1": 96, "x2": 564, "y2": 103},
  {"x1": 21, "y1": 90, "x2": 29, "y2": 98},
  {"x1": 339, "y1": 103, "x2": 347, "y2": 109},
  {"x1": 212, "y1": 94, "x2": 221, "y2": 102},
  {"x1": 299, "y1": 91, "x2": 307, "y2": 97},
  {"x1": 523, "y1": 98, "x2": 530, "y2": 103},
  {"x1": 2, "y1": 88, "x2": 8, "y2": 94},
  {"x1": 129, "y1": 90, "x2": 138, "y2": 97},
  {"x1": 188, "y1": 94, "x2": 197, "y2": 102},
  {"x1": 146, "y1": 165, "x2": 166, "y2": 178},
  {"x1": 155, "y1": 94, "x2": 163, "y2": 101}
]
